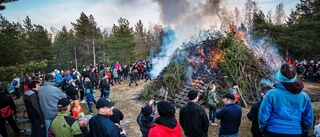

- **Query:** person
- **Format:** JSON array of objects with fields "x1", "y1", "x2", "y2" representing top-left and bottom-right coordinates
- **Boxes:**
[
  {"x1": 136, "y1": 99, "x2": 156, "y2": 137},
  {"x1": 229, "y1": 82, "x2": 240, "y2": 103},
  {"x1": 78, "y1": 117, "x2": 90, "y2": 137},
  {"x1": 110, "y1": 108, "x2": 124, "y2": 126},
  {"x1": 64, "y1": 76, "x2": 79, "y2": 100},
  {"x1": 50, "y1": 98, "x2": 83, "y2": 137},
  {"x1": 85, "y1": 87, "x2": 96, "y2": 114},
  {"x1": 23, "y1": 80, "x2": 45, "y2": 137},
  {"x1": 258, "y1": 63, "x2": 314, "y2": 137},
  {"x1": 0, "y1": 83, "x2": 23, "y2": 137},
  {"x1": 216, "y1": 92, "x2": 242, "y2": 137},
  {"x1": 247, "y1": 85, "x2": 273, "y2": 137},
  {"x1": 89, "y1": 97, "x2": 127, "y2": 137},
  {"x1": 148, "y1": 100, "x2": 183, "y2": 137},
  {"x1": 12, "y1": 74, "x2": 21, "y2": 99},
  {"x1": 54, "y1": 70, "x2": 63, "y2": 88},
  {"x1": 99, "y1": 77, "x2": 111, "y2": 98},
  {"x1": 129, "y1": 70, "x2": 138, "y2": 87},
  {"x1": 38, "y1": 73, "x2": 67, "y2": 137},
  {"x1": 314, "y1": 118, "x2": 320, "y2": 137},
  {"x1": 179, "y1": 90, "x2": 209, "y2": 137},
  {"x1": 72, "y1": 100, "x2": 84, "y2": 119},
  {"x1": 207, "y1": 83, "x2": 219, "y2": 126}
]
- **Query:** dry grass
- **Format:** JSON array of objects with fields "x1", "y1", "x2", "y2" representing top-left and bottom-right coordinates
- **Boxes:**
[{"x1": 5, "y1": 79, "x2": 320, "y2": 137}]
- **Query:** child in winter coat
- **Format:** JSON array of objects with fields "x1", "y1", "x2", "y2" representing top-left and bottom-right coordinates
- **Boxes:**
[
  {"x1": 85, "y1": 88, "x2": 96, "y2": 114},
  {"x1": 136, "y1": 99, "x2": 156, "y2": 137},
  {"x1": 72, "y1": 100, "x2": 83, "y2": 119}
]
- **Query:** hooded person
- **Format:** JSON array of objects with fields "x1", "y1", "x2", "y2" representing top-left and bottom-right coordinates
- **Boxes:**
[
  {"x1": 258, "y1": 63, "x2": 314, "y2": 137},
  {"x1": 136, "y1": 99, "x2": 156, "y2": 137},
  {"x1": 148, "y1": 100, "x2": 183, "y2": 137}
]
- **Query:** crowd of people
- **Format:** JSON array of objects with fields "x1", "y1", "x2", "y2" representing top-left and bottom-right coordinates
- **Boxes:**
[{"x1": 0, "y1": 62, "x2": 318, "y2": 137}]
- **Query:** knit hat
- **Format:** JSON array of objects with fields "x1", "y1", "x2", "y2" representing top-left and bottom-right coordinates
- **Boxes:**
[
  {"x1": 58, "y1": 98, "x2": 71, "y2": 108},
  {"x1": 141, "y1": 102, "x2": 152, "y2": 116},
  {"x1": 156, "y1": 101, "x2": 175, "y2": 117},
  {"x1": 277, "y1": 70, "x2": 297, "y2": 82},
  {"x1": 277, "y1": 63, "x2": 297, "y2": 83},
  {"x1": 74, "y1": 100, "x2": 80, "y2": 106},
  {"x1": 188, "y1": 90, "x2": 198, "y2": 100},
  {"x1": 65, "y1": 76, "x2": 72, "y2": 83}
]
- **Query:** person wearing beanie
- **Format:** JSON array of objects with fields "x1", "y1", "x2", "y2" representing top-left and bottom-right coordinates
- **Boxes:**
[
  {"x1": 258, "y1": 63, "x2": 314, "y2": 137},
  {"x1": 179, "y1": 90, "x2": 209, "y2": 137},
  {"x1": 216, "y1": 92, "x2": 242, "y2": 137},
  {"x1": 137, "y1": 99, "x2": 156, "y2": 137},
  {"x1": 72, "y1": 100, "x2": 84, "y2": 119},
  {"x1": 50, "y1": 98, "x2": 83, "y2": 137},
  {"x1": 149, "y1": 100, "x2": 183, "y2": 137}
]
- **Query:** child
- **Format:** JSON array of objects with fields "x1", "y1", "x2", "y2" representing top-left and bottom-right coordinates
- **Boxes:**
[
  {"x1": 315, "y1": 118, "x2": 320, "y2": 137},
  {"x1": 78, "y1": 118, "x2": 90, "y2": 137},
  {"x1": 72, "y1": 100, "x2": 83, "y2": 119},
  {"x1": 85, "y1": 88, "x2": 96, "y2": 114},
  {"x1": 129, "y1": 70, "x2": 138, "y2": 87},
  {"x1": 136, "y1": 99, "x2": 156, "y2": 137}
]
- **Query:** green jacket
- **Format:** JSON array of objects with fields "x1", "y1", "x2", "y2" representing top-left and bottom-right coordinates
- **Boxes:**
[
  {"x1": 50, "y1": 112, "x2": 83, "y2": 137},
  {"x1": 207, "y1": 90, "x2": 218, "y2": 107}
]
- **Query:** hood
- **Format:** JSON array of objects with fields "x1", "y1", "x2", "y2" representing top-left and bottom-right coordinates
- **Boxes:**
[
  {"x1": 152, "y1": 121, "x2": 180, "y2": 134},
  {"x1": 154, "y1": 117, "x2": 177, "y2": 129},
  {"x1": 281, "y1": 80, "x2": 304, "y2": 94}
]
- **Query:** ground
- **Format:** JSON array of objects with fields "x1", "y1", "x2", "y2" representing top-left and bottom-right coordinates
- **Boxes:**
[{"x1": 4, "y1": 78, "x2": 320, "y2": 137}]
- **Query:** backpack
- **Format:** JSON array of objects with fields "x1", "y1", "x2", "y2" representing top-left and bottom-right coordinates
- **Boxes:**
[{"x1": 12, "y1": 80, "x2": 18, "y2": 86}]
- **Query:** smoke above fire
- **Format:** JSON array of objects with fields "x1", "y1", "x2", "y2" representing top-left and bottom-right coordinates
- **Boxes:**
[{"x1": 150, "y1": 0, "x2": 224, "y2": 77}]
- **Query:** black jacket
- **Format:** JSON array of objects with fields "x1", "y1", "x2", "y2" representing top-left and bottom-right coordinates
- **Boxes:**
[
  {"x1": 23, "y1": 90, "x2": 44, "y2": 123},
  {"x1": 247, "y1": 99, "x2": 263, "y2": 135},
  {"x1": 0, "y1": 91, "x2": 17, "y2": 114},
  {"x1": 64, "y1": 84, "x2": 79, "y2": 100},
  {"x1": 179, "y1": 101, "x2": 209, "y2": 137}
]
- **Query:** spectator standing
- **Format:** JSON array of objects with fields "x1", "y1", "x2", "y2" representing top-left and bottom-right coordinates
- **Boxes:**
[
  {"x1": 216, "y1": 92, "x2": 242, "y2": 137},
  {"x1": 50, "y1": 98, "x2": 83, "y2": 137},
  {"x1": 314, "y1": 118, "x2": 320, "y2": 137},
  {"x1": 99, "y1": 77, "x2": 111, "y2": 98},
  {"x1": 23, "y1": 80, "x2": 45, "y2": 137},
  {"x1": 137, "y1": 99, "x2": 156, "y2": 137},
  {"x1": 247, "y1": 85, "x2": 273, "y2": 137},
  {"x1": 89, "y1": 97, "x2": 127, "y2": 137},
  {"x1": 148, "y1": 100, "x2": 183, "y2": 137},
  {"x1": 54, "y1": 71, "x2": 63, "y2": 88},
  {"x1": 258, "y1": 63, "x2": 314, "y2": 137},
  {"x1": 38, "y1": 74, "x2": 67, "y2": 137},
  {"x1": 207, "y1": 83, "x2": 219, "y2": 126},
  {"x1": 110, "y1": 108, "x2": 124, "y2": 126},
  {"x1": 229, "y1": 82, "x2": 240, "y2": 103},
  {"x1": 85, "y1": 87, "x2": 96, "y2": 114},
  {"x1": 64, "y1": 76, "x2": 79, "y2": 100},
  {"x1": 72, "y1": 100, "x2": 84, "y2": 119},
  {"x1": 0, "y1": 84, "x2": 23, "y2": 137},
  {"x1": 179, "y1": 90, "x2": 209, "y2": 137},
  {"x1": 12, "y1": 74, "x2": 21, "y2": 99}
]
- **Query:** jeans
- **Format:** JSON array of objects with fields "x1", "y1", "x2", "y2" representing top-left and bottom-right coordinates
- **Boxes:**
[
  {"x1": 45, "y1": 118, "x2": 53, "y2": 137},
  {"x1": 104, "y1": 90, "x2": 110, "y2": 98},
  {"x1": 208, "y1": 106, "x2": 217, "y2": 123},
  {"x1": 219, "y1": 133, "x2": 238, "y2": 137},
  {"x1": 88, "y1": 102, "x2": 93, "y2": 113}
]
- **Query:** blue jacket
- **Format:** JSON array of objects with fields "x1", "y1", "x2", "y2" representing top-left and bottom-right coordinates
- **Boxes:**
[
  {"x1": 55, "y1": 73, "x2": 63, "y2": 83},
  {"x1": 89, "y1": 114, "x2": 126, "y2": 137},
  {"x1": 216, "y1": 102, "x2": 242, "y2": 135},
  {"x1": 258, "y1": 81, "x2": 314, "y2": 135}
]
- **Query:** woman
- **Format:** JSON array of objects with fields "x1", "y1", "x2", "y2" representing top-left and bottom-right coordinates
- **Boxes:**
[
  {"x1": 0, "y1": 83, "x2": 22, "y2": 137},
  {"x1": 24, "y1": 80, "x2": 45, "y2": 137},
  {"x1": 207, "y1": 83, "x2": 219, "y2": 126}
]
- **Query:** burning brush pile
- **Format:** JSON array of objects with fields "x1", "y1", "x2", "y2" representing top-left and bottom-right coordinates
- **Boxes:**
[{"x1": 145, "y1": 29, "x2": 275, "y2": 108}]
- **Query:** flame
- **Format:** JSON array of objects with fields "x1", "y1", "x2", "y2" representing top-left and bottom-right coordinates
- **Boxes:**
[{"x1": 229, "y1": 21, "x2": 249, "y2": 47}]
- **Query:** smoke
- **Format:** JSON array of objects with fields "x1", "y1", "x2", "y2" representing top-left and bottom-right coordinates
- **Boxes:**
[
  {"x1": 150, "y1": 0, "x2": 224, "y2": 77},
  {"x1": 248, "y1": 37, "x2": 283, "y2": 86}
]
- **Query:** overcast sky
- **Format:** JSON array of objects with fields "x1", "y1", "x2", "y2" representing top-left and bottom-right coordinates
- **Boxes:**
[{"x1": 1, "y1": 0, "x2": 299, "y2": 31}]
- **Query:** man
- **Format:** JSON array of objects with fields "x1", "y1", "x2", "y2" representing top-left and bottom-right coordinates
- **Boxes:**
[
  {"x1": 89, "y1": 97, "x2": 126, "y2": 137},
  {"x1": 23, "y1": 80, "x2": 45, "y2": 137},
  {"x1": 179, "y1": 90, "x2": 209, "y2": 137},
  {"x1": 216, "y1": 92, "x2": 242, "y2": 137},
  {"x1": 247, "y1": 85, "x2": 273, "y2": 137},
  {"x1": 38, "y1": 73, "x2": 67, "y2": 137},
  {"x1": 259, "y1": 63, "x2": 314, "y2": 137},
  {"x1": 229, "y1": 82, "x2": 240, "y2": 103},
  {"x1": 12, "y1": 74, "x2": 21, "y2": 99},
  {"x1": 50, "y1": 98, "x2": 83, "y2": 137}
]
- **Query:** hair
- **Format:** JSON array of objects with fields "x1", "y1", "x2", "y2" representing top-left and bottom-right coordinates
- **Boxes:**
[
  {"x1": 58, "y1": 105, "x2": 69, "y2": 112},
  {"x1": 280, "y1": 63, "x2": 297, "y2": 79},
  {"x1": 260, "y1": 85, "x2": 273, "y2": 95},
  {"x1": 27, "y1": 80, "x2": 40, "y2": 89}
]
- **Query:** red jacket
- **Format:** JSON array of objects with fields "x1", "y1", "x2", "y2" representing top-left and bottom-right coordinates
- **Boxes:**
[{"x1": 148, "y1": 122, "x2": 183, "y2": 137}]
